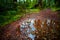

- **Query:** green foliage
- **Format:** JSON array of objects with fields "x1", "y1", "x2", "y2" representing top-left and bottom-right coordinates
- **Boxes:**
[
  {"x1": 42, "y1": 0, "x2": 55, "y2": 8},
  {"x1": 17, "y1": 0, "x2": 38, "y2": 9},
  {"x1": 0, "y1": 0, "x2": 60, "y2": 27},
  {"x1": 55, "y1": 0, "x2": 60, "y2": 8},
  {"x1": 7, "y1": 11, "x2": 17, "y2": 15},
  {"x1": 0, "y1": 0, "x2": 16, "y2": 11},
  {"x1": 0, "y1": 10, "x2": 23, "y2": 26}
]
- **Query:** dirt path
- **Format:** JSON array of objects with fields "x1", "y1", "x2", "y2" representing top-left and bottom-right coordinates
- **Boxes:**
[{"x1": 0, "y1": 9, "x2": 60, "y2": 40}]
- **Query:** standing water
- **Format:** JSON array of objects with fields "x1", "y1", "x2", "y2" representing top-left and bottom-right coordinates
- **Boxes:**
[{"x1": 20, "y1": 19, "x2": 36, "y2": 40}]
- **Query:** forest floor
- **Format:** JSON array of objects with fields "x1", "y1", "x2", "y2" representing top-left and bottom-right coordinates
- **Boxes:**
[{"x1": 0, "y1": 9, "x2": 60, "y2": 40}]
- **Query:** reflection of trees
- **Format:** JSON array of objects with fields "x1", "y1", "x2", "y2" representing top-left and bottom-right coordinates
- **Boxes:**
[{"x1": 34, "y1": 19, "x2": 60, "y2": 40}]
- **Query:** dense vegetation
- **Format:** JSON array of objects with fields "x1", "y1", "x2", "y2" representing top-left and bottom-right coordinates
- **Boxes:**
[{"x1": 0, "y1": 0, "x2": 60, "y2": 27}]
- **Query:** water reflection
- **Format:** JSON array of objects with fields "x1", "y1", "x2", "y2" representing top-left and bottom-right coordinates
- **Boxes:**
[
  {"x1": 19, "y1": 19, "x2": 59, "y2": 40},
  {"x1": 20, "y1": 19, "x2": 36, "y2": 40}
]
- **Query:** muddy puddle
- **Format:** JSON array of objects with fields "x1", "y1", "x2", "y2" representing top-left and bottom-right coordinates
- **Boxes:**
[{"x1": 19, "y1": 18, "x2": 59, "y2": 40}]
